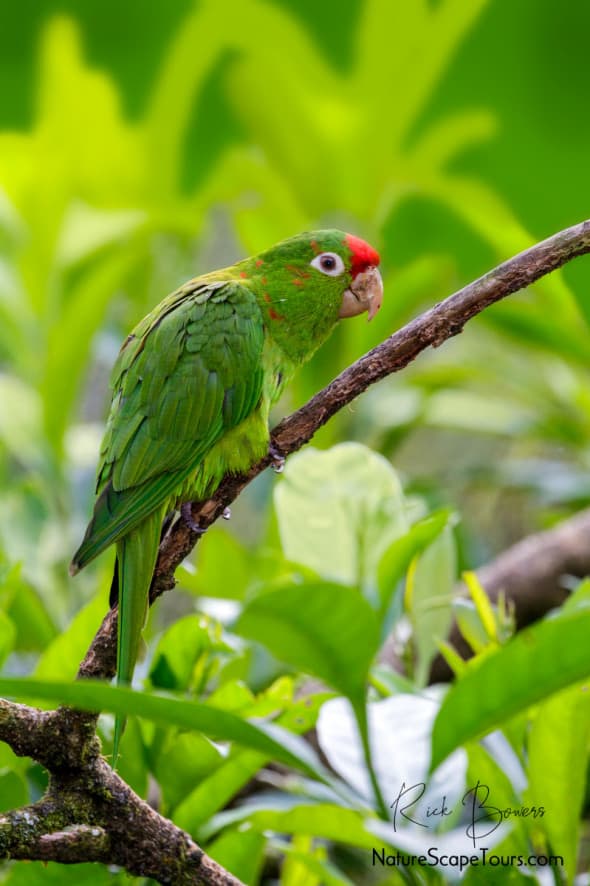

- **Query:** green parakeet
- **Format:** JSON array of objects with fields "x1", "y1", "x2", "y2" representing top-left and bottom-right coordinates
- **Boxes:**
[{"x1": 70, "y1": 229, "x2": 382, "y2": 758}]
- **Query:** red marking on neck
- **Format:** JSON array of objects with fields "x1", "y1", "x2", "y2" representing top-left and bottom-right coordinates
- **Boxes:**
[
  {"x1": 240, "y1": 270, "x2": 248, "y2": 278},
  {"x1": 269, "y1": 307, "x2": 284, "y2": 321},
  {"x1": 345, "y1": 233, "x2": 380, "y2": 278},
  {"x1": 255, "y1": 259, "x2": 264, "y2": 267},
  {"x1": 291, "y1": 278, "x2": 304, "y2": 286}
]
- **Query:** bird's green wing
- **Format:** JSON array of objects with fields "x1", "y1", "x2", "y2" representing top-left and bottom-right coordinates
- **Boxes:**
[{"x1": 72, "y1": 280, "x2": 265, "y2": 571}]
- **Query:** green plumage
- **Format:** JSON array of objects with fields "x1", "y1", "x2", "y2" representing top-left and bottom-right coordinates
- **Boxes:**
[{"x1": 70, "y1": 229, "x2": 381, "y2": 764}]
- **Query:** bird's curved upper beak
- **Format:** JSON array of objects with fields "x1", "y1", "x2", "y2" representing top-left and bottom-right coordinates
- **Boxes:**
[{"x1": 339, "y1": 266, "x2": 383, "y2": 322}]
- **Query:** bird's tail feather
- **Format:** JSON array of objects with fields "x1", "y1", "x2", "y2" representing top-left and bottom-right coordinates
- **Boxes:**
[{"x1": 113, "y1": 506, "x2": 164, "y2": 765}]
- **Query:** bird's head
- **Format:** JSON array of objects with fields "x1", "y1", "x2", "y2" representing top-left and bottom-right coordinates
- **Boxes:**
[{"x1": 241, "y1": 229, "x2": 383, "y2": 361}]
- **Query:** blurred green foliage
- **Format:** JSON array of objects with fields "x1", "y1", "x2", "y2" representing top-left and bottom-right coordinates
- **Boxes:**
[{"x1": 1, "y1": 1, "x2": 590, "y2": 883}]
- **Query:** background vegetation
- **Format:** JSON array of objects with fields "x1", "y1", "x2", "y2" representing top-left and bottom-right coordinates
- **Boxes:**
[{"x1": 1, "y1": 0, "x2": 590, "y2": 882}]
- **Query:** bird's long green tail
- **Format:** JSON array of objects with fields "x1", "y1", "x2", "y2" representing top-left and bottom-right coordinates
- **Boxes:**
[{"x1": 113, "y1": 507, "x2": 164, "y2": 765}]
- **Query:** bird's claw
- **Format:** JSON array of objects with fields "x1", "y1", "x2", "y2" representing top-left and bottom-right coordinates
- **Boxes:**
[
  {"x1": 181, "y1": 502, "x2": 207, "y2": 534},
  {"x1": 269, "y1": 442, "x2": 285, "y2": 474},
  {"x1": 222, "y1": 506, "x2": 232, "y2": 520}
]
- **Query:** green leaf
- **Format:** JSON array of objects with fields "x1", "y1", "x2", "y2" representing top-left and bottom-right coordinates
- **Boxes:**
[
  {"x1": 377, "y1": 509, "x2": 453, "y2": 619},
  {"x1": 173, "y1": 691, "x2": 329, "y2": 833},
  {"x1": 0, "y1": 862, "x2": 121, "y2": 885},
  {"x1": 431, "y1": 607, "x2": 590, "y2": 770},
  {"x1": 179, "y1": 529, "x2": 251, "y2": 600},
  {"x1": 206, "y1": 802, "x2": 382, "y2": 850},
  {"x1": 274, "y1": 443, "x2": 407, "y2": 589},
  {"x1": 41, "y1": 248, "x2": 138, "y2": 452},
  {"x1": 174, "y1": 747, "x2": 267, "y2": 834},
  {"x1": 465, "y1": 743, "x2": 529, "y2": 861},
  {"x1": 0, "y1": 564, "x2": 56, "y2": 651},
  {"x1": 524, "y1": 683, "x2": 590, "y2": 878},
  {"x1": 454, "y1": 599, "x2": 491, "y2": 655},
  {"x1": 0, "y1": 610, "x2": 16, "y2": 670},
  {"x1": 34, "y1": 591, "x2": 110, "y2": 680},
  {"x1": 0, "y1": 677, "x2": 330, "y2": 781},
  {"x1": 236, "y1": 582, "x2": 380, "y2": 706},
  {"x1": 156, "y1": 732, "x2": 224, "y2": 813},
  {"x1": 407, "y1": 525, "x2": 456, "y2": 686},
  {"x1": 57, "y1": 203, "x2": 145, "y2": 268},
  {"x1": 149, "y1": 614, "x2": 224, "y2": 692},
  {"x1": 113, "y1": 715, "x2": 148, "y2": 799},
  {"x1": 0, "y1": 375, "x2": 41, "y2": 465},
  {"x1": 0, "y1": 769, "x2": 28, "y2": 812},
  {"x1": 207, "y1": 827, "x2": 266, "y2": 885},
  {"x1": 277, "y1": 836, "x2": 355, "y2": 886}
]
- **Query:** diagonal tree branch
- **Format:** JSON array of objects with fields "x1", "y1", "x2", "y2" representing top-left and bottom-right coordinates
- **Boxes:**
[
  {"x1": 78, "y1": 217, "x2": 590, "y2": 680},
  {"x1": 2, "y1": 219, "x2": 590, "y2": 883}
]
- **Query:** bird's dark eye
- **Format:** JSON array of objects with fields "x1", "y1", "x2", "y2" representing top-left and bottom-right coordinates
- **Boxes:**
[{"x1": 310, "y1": 252, "x2": 345, "y2": 277}]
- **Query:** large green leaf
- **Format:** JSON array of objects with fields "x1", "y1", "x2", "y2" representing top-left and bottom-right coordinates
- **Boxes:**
[
  {"x1": 207, "y1": 827, "x2": 266, "y2": 886},
  {"x1": 155, "y1": 731, "x2": 224, "y2": 813},
  {"x1": 0, "y1": 677, "x2": 328, "y2": 781},
  {"x1": 274, "y1": 443, "x2": 407, "y2": 590},
  {"x1": 34, "y1": 591, "x2": 110, "y2": 680},
  {"x1": 236, "y1": 582, "x2": 380, "y2": 707},
  {"x1": 524, "y1": 683, "x2": 590, "y2": 878},
  {"x1": 431, "y1": 607, "x2": 590, "y2": 770},
  {"x1": 173, "y1": 691, "x2": 328, "y2": 833}
]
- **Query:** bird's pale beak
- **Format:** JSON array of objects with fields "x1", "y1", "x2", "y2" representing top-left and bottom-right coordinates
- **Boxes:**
[{"x1": 339, "y1": 267, "x2": 383, "y2": 321}]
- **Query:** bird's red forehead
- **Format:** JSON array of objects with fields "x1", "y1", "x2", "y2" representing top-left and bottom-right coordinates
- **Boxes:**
[{"x1": 345, "y1": 233, "x2": 380, "y2": 278}]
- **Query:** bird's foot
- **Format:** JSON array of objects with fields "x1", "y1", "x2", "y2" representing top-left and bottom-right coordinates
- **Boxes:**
[
  {"x1": 269, "y1": 442, "x2": 285, "y2": 474},
  {"x1": 181, "y1": 502, "x2": 207, "y2": 534},
  {"x1": 222, "y1": 506, "x2": 232, "y2": 521}
]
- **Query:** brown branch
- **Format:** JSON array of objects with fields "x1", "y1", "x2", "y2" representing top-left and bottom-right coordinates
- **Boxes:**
[
  {"x1": 428, "y1": 505, "x2": 590, "y2": 682},
  {"x1": 2, "y1": 219, "x2": 590, "y2": 882},
  {"x1": 0, "y1": 741, "x2": 241, "y2": 884}
]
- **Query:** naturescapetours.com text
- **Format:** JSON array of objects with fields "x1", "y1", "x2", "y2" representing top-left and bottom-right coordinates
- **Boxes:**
[{"x1": 372, "y1": 847, "x2": 564, "y2": 873}]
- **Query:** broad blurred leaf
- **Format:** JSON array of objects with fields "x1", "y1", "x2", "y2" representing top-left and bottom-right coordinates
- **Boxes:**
[
  {"x1": 431, "y1": 607, "x2": 590, "y2": 770},
  {"x1": 207, "y1": 827, "x2": 266, "y2": 885},
  {"x1": 0, "y1": 375, "x2": 42, "y2": 465},
  {"x1": 174, "y1": 690, "x2": 329, "y2": 834},
  {"x1": 524, "y1": 683, "x2": 590, "y2": 879},
  {"x1": 206, "y1": 802, "x2": 382, "y2": 850},
  {"x1": 34, "y1": 591, "x2": 109, "y2": 680},
  {"x1": 236, "y1": 582, "x2": 380, "y2": 707},
  {"x1": 0, "y1": 862, "x2": 121, "y2": 884},
  {"x1": 156, "y1": 731, "x2": 224, "y2": 813},
  {"x1": 0, "y1": 676, "x2": 332, "y2": 782},
  {"x1": 278, "y1": 836, "x2": 355, "y2": 886},
  {"x1": 0, "y1": 611, "x2": 16, "y2": 670},
  {"x1": 0, "y1": 770, "x2": 27, "y2": 813},
  {"x1": 179, "y1": 529, "x2": 251, "y2": 600},
  {"x1": 274, "y1": 443, "x2": 407, "y2": 589}
]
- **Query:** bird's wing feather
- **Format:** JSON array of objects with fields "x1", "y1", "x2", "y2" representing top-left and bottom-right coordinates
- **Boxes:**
[{"x1": 72, "y1": 280, "x2": 265, "y2": 570}]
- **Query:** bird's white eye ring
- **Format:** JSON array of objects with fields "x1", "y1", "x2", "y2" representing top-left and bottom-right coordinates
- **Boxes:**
[{"x1": 310, "y1": 252, "x2": 345, "y2": 277}]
